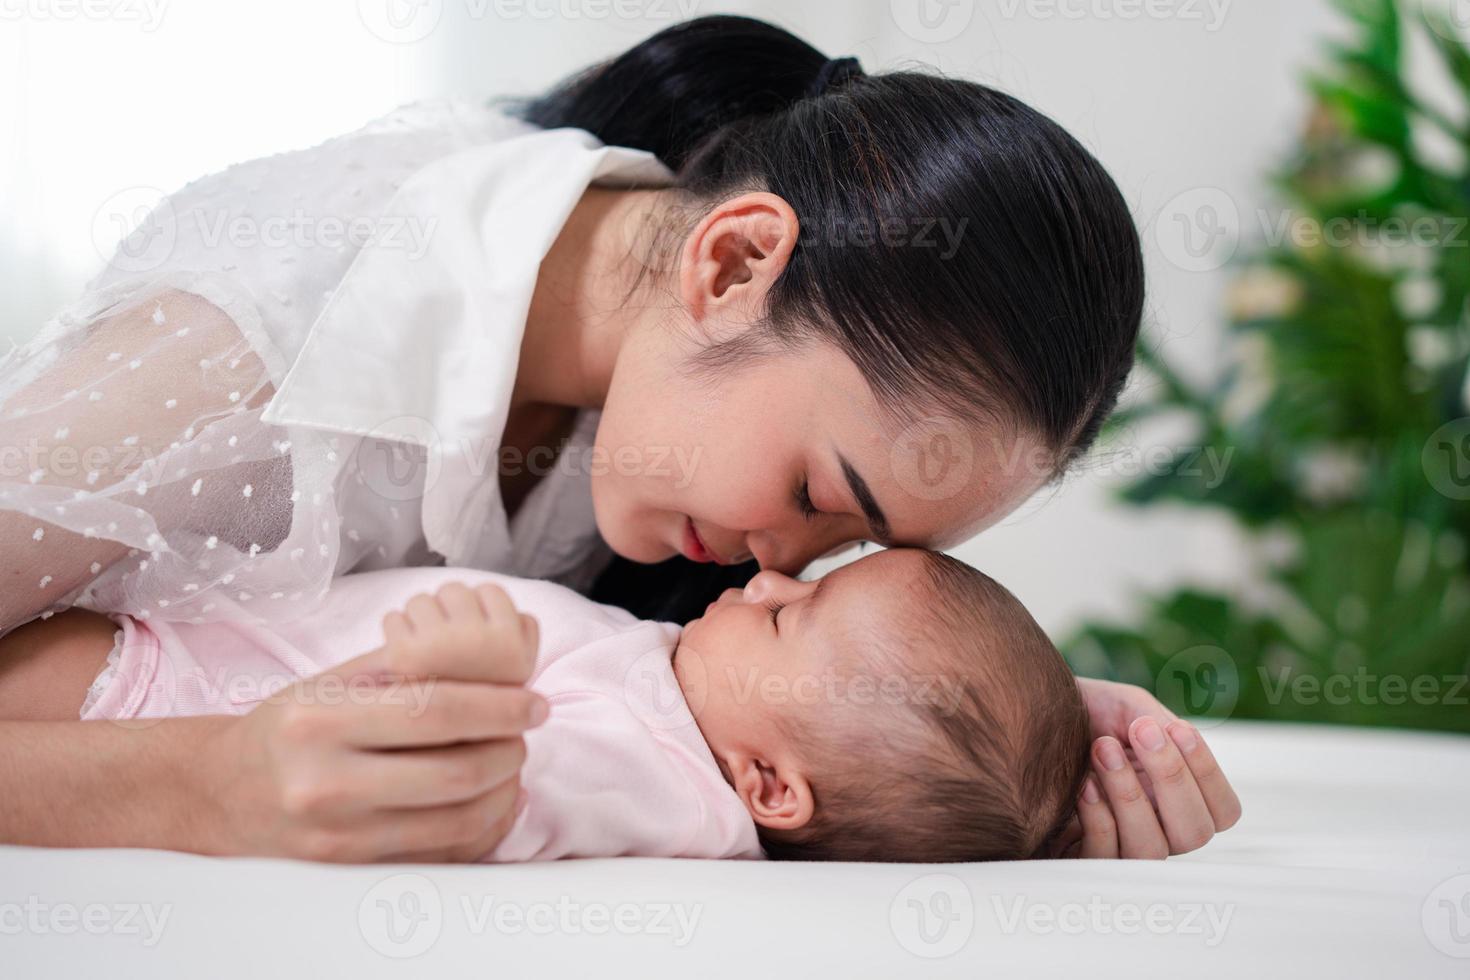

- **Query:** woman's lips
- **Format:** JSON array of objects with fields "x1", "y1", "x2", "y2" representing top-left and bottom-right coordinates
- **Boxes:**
[{"x1": 682, "y1": 517, "x2": 725, "y2": 564}]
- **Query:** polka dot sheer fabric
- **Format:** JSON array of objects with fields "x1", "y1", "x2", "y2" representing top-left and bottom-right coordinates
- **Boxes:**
[
  {"x1": 0, "y1": 100, "x2": 638, "y2": 637},
  {"x1": 0, "y1": 277, "x2": 345, "y2": 631},
  {"x1": 0, "y1": 101, "x2": 521, "y2": 635}
]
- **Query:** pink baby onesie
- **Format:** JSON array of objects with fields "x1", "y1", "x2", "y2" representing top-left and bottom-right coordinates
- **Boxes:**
[{"x1": 80, "y1": 567, "x2": 762, "y2": 862}]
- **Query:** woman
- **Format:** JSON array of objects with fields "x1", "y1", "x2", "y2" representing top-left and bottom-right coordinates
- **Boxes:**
[{"x1": 0, "y1": 17, "x2": 1237, "y2": 861}]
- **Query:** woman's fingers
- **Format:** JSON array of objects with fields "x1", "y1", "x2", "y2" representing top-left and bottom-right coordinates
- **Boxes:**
[
  {"x1": 1079, "y1": 720, "x2": 1242, "y2": 861},
  {"x1": 233, "y1": 648, "x2": 540, "y2": 862},
  {"x1": 277, "y1": 660, "x2": 547, "y2": 749},
  {"x1": 1092, "y1": 736, "x2": 1169, "y2": 860},
  {"x1": 444, "y1": 778, "x2": 526, "y2": 863},
  {"x1": 344, "y1": 738, "x2": 526, "y2": 809},
  {"x1": 1127, "y1": 716, "x2": 1217, "y2": 855},
  {"x1": 275, "y1": 740, "x2": 524, "y2": 825},
  {"x1": 347, "y1": 680, "x2": 546, "y2": 749},
  {"x1": 296, "y1": 778, "x2": 522, "y2": 864},
  {"x1": 1166, "y1": 720, "x2": 1243, "y2": 832},
  {"x1": 1076, "y1": 776, "x2": 1119, "y2": 859},
  {"x1": 519, "y1": 613, "x2": 539, "y2": 663},
  {"x1": 378, "y1": 777, "x2": 524, "y2": 863},
  {"x1": 1045, "y1": 814, "x2": 1084, "y2": 859}
]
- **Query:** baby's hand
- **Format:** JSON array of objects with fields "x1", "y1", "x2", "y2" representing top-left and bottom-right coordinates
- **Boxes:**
[{"x1": 379, "y1": 582, "x2": 541, "y2": 685}]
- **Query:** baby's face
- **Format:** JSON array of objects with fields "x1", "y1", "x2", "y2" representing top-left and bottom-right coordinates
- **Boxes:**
[{"x1": 672, "y1": 548, "x2": 930, "y2": 832}]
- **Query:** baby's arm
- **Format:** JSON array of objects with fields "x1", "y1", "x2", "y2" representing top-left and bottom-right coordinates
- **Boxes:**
[
  {"x1": 0, "y1": 581, "x2": 542, "y2": 727},
  {"x1": 0, "y1": 609, "x2": 118, "y2": 721}
]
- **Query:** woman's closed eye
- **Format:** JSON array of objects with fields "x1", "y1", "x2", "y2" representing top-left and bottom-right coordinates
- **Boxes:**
[{"x1": 795, "y1": 480, "x2": 819, "y2": 522}]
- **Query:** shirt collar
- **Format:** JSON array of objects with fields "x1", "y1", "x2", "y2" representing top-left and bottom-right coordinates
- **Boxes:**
[{"x1": 261, "y1": 124, "x2": 674, "y2": 563}]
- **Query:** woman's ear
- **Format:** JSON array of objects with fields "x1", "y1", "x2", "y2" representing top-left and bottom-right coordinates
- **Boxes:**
[
  {"x1": 727, "y1": 751, "x2": 815, "y2": 831},
  {"x1": 678, "y1": 192, "x2": 800, "y2": 325}
]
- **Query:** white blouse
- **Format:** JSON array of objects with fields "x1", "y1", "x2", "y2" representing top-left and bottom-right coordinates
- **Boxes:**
[{"x1": 0, "y1": 100, "x2": 674, "y2": 630}]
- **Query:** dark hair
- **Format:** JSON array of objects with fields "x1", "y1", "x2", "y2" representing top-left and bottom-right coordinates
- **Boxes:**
[
  {"x1": 536, "y1": 16, "x2": 1145, "y2": 622},
  {"x1": 758, "y1": 551, "x2": 1091, "y2": 862}
]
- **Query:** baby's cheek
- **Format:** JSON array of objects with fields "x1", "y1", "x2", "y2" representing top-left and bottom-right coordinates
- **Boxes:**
[{"x1": 673, "y1": 632, "x2": 749, "y2": 737}]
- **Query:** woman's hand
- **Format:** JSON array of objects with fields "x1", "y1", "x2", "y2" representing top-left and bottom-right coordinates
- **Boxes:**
[
  {"x1": 207, "y1": 582, "x2": 546, "y2": 863},
  {"x1": 1051, "y1": 677, "x2": 1241, "y2": 860}
]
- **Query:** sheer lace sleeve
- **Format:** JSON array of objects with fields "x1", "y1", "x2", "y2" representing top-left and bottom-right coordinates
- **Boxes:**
[{"x1": 1, "y1": 276, "x2": 341, "y2": 635}]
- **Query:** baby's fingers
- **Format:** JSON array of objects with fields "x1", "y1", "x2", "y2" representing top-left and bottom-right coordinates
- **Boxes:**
[
  {"x1": 436, "y1": 580, "x2": 487, "y2": 621},
  {"x1": 375, "y1": 587, "x2": 536, "y2": 684},
  {"x1": 473, "y1": 583, "x2": 520, "y2": 630}
]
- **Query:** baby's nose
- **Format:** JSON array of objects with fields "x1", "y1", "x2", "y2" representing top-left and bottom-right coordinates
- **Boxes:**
[{"x1": 742, "y1": 570, "x2": 789, "y2": 603}]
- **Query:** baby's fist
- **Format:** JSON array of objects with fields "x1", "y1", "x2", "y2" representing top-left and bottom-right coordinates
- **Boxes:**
[{"x1": 379, "y1": 581, "x2": 539, "y2": 684}]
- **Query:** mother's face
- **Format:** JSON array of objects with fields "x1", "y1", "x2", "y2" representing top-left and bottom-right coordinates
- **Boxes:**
[{"x1": 591, "y1": 330, "x2": 1051, "y2": 575}]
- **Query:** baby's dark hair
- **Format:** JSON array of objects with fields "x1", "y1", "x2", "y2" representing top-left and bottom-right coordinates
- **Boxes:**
[{"x1": 759, "y1": 551, "x2": 1090, "y2": 862}]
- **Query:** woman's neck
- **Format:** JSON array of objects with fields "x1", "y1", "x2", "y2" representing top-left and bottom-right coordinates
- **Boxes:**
[{"x1": 514, "y1": 187, "x2": 670, "y2": 411}]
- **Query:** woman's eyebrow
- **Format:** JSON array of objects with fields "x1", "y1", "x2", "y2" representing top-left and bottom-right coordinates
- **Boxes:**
[{"x1": 837, "y1": 453, "x2": 892, "y2": 545}]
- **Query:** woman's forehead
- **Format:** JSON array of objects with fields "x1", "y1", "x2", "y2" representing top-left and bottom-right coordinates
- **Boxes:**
[
  {"x1": 816, "y1": 406, "x2": 1051, "y2": 548},
  {"x1": 747, "y1": 339, "x2": 1051, "y2": 542}
]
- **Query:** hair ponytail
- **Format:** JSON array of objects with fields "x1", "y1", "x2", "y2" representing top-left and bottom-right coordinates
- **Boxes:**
[{"x1": 518, "y1": 16, "x2": 834, "y2": 171}]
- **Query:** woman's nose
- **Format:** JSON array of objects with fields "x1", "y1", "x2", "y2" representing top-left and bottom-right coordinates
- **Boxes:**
[{"x1": 749, "y1": 525, "x2": 858, "y2": 578}]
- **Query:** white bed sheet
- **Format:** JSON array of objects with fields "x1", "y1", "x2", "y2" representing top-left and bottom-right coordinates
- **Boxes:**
[{"x1": 3, "y1": 721, "x2": 1468, "y2": 979}]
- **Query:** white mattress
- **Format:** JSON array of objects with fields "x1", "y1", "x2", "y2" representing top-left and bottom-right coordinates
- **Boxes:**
[{"x1": 3, "y1": 721, "x2": 1467, "y2": 978}]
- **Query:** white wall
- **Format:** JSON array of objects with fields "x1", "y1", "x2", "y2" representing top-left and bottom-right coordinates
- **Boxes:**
[{"x1": 3, "y1": 0, "x2": 1422, "y2": 636}]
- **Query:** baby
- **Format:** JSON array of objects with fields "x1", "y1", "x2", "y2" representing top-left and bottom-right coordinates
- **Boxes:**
[{"x1": 2, "y1": 548, "x2": 1091, "y2": 862}]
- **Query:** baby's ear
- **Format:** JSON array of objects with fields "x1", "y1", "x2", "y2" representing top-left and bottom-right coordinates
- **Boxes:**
[{"x1": 727, "y1": 753, "x2": 814, "y2": 831}]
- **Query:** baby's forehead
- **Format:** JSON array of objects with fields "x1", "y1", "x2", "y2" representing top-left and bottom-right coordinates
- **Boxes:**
[
  {"x1": 822, "y1": 547, "x2": 937, "y2": 599},
  {"x1": 810, "y1": 557, "x2": 977, "y2": 730},
  {"x1": 816, "y1": 550, "x2": 954, "y2": 651}
]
